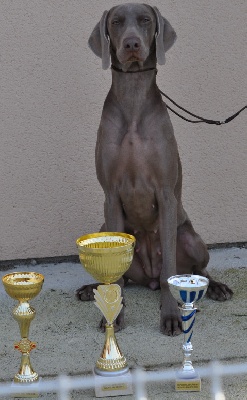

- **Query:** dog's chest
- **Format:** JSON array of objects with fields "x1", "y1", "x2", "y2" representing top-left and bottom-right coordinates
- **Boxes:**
[
  {"x1": 97, "y1": 110, "x2": 179, "y2": 191},
  {"x1": 118, "y1": 128, "x2": 164, "y2": 163},
  {"x1": 115, "y1": 126, "x2": 174, "y2": 179}
]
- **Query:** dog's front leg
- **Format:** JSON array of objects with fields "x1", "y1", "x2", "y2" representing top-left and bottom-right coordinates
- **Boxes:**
[
  {"x1": 103, "y1": 193, "x2": 126, "y2": 330},
  {"x1": 104, "y1": 193, "x2": 125, "y2": 233},
  {"x1": 158, "y1": 188, "x2": 182, "y2": 336}
]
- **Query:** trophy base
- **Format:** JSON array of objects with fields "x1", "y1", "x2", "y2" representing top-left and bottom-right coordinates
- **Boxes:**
[
  {"x1": 94, "y1": 369, "x2": 133, "y2": 397},
  {"x1": 175, "y1": 373, "x2": 201, "y2": 392},
  {"x1": 11, "y1": 377, "x2": 41, "y2": 398}
]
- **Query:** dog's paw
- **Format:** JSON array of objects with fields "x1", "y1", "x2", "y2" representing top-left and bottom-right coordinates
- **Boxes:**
[
  {"x1": 160, "y1": 309, "x2": 182, "y2": 336},
  {"x1": 76, "y1": 284, "x2": 98, "y2": 301},
  {"x1": 207, "y1": 280, "x2": 233, "y2": 301}
]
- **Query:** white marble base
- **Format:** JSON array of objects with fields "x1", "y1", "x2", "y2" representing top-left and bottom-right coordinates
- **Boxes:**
[
  {"x1": 11, "y1": 378, "x2": 41, "y2": 398},
  {"x1": 94, "y1": 370, "x2": 133, "y2": 398}
]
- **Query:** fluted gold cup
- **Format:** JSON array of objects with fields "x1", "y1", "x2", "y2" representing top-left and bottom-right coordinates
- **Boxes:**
[
  {"x1": 76, "y1": 232, "x2": 135, "y2": 380},
  {"x1": 2, "y1": 271, "x2": 44, "y2": 391}
]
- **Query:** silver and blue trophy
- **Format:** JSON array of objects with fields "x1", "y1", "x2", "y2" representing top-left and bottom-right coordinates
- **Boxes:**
[{"x1": 168, "y1": 274, "x2": 209, "y2": 391}]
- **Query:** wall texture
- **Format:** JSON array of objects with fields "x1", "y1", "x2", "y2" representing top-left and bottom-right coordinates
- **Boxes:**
[{"x1": 0, "y1": 0, "x2": 246, "y2": 261}]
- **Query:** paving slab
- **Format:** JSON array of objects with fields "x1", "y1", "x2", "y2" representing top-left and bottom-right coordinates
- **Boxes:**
[{"x1": 0, "y1": 247, "x2": 246, "y2": 399}]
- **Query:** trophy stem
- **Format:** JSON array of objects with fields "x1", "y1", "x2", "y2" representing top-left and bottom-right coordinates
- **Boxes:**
[
  {"x1": 179, "y1": 306, "x2": 197, "y2": 378},
  {"x1": 13, "y1": 301, "x2": 36, "y2": 338},
  {"x1": 93, "y1": 283, "x2": 129, "y2": 376},
  {"x1": 12, "y1": 301, "x2": 38, "y2": 384},
  {"x1": 95, "y1": 323, "x2": 128, "y2": 376}
]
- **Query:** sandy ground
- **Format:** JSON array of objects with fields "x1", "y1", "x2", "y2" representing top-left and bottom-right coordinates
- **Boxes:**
[{"x1": 0, "y1": 247, "x2": 246, "y2": 399}]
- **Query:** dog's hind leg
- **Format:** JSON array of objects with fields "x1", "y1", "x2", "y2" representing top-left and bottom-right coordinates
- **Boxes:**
[
  {"x1": 176, "y1": 220, "x2": 233, "y2": 301},
  {"x1": 124, "y1": 250, "x2": 160, "y2": 290}
]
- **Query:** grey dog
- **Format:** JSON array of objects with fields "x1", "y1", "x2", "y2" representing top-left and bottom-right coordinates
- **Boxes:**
[{"x1": 77, "y1": 3, "x2": 233, "y2": 336}]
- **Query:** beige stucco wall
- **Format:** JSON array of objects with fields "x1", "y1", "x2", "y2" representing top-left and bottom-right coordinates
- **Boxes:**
[{"x1": 0, "y1": 1, "x2": 246, "y2": 261}]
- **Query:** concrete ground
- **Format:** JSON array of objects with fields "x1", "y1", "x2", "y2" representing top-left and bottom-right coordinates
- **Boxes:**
[{"x1": 0, "y1": 247, "x2": 246, "y2": 399}]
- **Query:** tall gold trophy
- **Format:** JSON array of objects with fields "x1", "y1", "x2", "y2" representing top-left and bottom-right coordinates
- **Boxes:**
[
  {"x1": 76, "y1": 232, "x2": 135, "y2": 397},
  {"x1": 2, "y1": 271, "x2": 44, "y2": 397}
]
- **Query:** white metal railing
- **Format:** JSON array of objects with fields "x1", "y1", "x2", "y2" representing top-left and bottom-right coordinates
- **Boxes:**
[{"x1": 0, "y1": 361, "x2": 246, "y2": 399}]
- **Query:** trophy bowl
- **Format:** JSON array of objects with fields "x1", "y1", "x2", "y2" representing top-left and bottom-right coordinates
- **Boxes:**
[
  {"x1": 2, "y1": 272, "x2": 44, "y2": 301},
  {"x1": 168, "y1": 274, "x2": 209, "y2": 308},
  {"x1": 76, "y1": 232, "x2": 135, "y2": 284}
]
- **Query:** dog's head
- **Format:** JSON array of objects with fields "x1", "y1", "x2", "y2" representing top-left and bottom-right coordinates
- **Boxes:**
[{"x1": 88, "y1": 3, "x2": 176, "y2": 70}]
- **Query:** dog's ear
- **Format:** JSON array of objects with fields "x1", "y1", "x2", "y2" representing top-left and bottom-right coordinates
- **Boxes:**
[
  {"x1": 153, "y1": 7, "x2": 177, "y2": 65},
  {"x1": 88, "y1": 10, "x2": 110, "y2": 70}
]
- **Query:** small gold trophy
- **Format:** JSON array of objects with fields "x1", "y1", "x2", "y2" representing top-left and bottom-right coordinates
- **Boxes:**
[
  {"x1": 2, "y1": 271, "x2": 44, "y2": 397},
  {"x1": 168, "y1": 274, "x2": 209, "y2": 392},
  {"x1": 76, "y1": 232, "x2": 135, "y2": 397}
]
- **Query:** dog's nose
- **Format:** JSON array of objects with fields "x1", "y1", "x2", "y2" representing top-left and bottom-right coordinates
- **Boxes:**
[{"x1": 123, "y1": 37, "x2": 141, "y2": 51}]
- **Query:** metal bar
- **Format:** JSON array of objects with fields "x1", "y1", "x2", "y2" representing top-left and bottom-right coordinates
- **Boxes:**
[{"x1": 0, "y1": 362, "x2": 246, "y2": 398}]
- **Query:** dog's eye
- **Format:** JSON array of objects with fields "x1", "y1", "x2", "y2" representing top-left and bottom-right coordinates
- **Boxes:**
[
  {"x1": 112, "y1": 20, "x2": 120, "y2": 25},
  {"x1": 142, "y1": 17, "x2": 150, "y2": 23}
]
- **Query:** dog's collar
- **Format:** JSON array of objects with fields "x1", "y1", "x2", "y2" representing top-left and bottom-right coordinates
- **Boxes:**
[{"x1": 111, "y1": 64, "x2": 157, "y2": 74}]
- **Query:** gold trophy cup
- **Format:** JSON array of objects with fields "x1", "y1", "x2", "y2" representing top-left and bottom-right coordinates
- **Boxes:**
[
  {"x1": 2, "y1": 271, "x2": 44, "y2": 396},
  {"x1": 76, "y1": 232, "x2": 135, "y2": 397}
]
